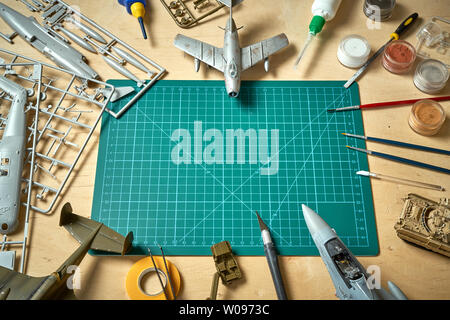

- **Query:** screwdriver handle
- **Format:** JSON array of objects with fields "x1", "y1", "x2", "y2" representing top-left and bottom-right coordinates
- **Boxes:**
[
  {"x1": 118, "y1": 0, "x2": 148, "y2": 39},
  {"x1": 390, "y1": 13, "x2": 419, "y2": 40},
  {"x1": 118, "y1": 0, "x2": 146, "y2": 15}
]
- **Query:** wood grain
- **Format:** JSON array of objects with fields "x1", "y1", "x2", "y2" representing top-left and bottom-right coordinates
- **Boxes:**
[{"x1": 1, "y1": 0, "x2": 448, "y2": 300}]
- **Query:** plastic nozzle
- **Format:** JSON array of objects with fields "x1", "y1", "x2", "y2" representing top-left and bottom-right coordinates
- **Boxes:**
[
  {"x1": 294, "y1": 32, "x2": 315, "y2": 67},
  {"x1": 309, "y1": 15, "x2": 326, "y2": 35}
]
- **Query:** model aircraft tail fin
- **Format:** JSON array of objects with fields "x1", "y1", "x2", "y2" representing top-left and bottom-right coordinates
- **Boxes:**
[
  {"x1": 59, "y1": 203, "x2": 133, "y2": 255},
  {"x1": 217, "y1": 0, "x2": 243, "y2": 8},
  {"x1": 218, "y1": 0, "x2": 243, "y2": 30}
]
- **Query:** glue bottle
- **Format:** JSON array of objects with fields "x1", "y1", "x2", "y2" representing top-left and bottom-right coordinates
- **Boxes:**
[
  {"x1": 294, "y1": 0, "x2": 343, "y2": 67},
  {"x1": 310, "y1": 0, "x2": 342, "y2": 35}
]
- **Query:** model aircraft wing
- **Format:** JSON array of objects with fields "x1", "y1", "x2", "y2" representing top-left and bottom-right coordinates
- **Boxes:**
[
  {"x1": 174, "y1": 34, "x2": 225, "y2": 72},
  {"x1": 241, "y1": 33, "x2": 289, "y2": 71},
  {"x1": 0, "y1": 266, "x2": 49, "y2": 300}
]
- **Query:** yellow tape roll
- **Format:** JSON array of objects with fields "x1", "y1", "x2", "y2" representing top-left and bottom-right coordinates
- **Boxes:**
[{"x1": 126, "y1": 256, "x2": 181, "y2": 300}]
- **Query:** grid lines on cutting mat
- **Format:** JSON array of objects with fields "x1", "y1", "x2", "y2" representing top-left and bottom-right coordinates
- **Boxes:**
[{"x1": 91, "y1": 80, "x2": 378, "y2": 256}]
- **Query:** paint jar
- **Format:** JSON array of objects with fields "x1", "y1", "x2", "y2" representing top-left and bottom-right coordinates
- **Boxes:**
[
  {"x1": 408, "y1": 99, "x2": 446, "y2": 136},
  {"x1": 382, "y1": 40, "x2": 416, "y2": 74},
  {"x1": 413, "y1": 59, "x2": 449, "y2": 94},
  {"x1": 337, "y1": 35, "x2": 371, "y2": 68},
  {"x1": 363, "y1": 0, "x2": 396, "y2": 21}
]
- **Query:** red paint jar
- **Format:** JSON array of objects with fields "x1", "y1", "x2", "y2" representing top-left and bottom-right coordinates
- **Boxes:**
[{"x1": 382, "y1": 40, "x2": 416, "y2": 74}]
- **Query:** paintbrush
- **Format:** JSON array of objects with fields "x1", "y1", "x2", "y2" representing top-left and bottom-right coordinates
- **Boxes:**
[
  {"x1": 357, "y1": 170, "x2": 445, "y2": 191},
  {"x1": 327, "y1": 95, "x2": 450, "y2": 113},
  {"x1": 346, "y1": 146, "x2": 450, "y2": 175},
  {"x1": 342, "y1": 133, "x2": 450, "y2": 156}
]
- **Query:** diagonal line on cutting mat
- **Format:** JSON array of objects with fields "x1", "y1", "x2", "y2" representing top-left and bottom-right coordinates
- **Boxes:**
[
  {"x1": 176, "y1": 89, "x2": 350, "y2": 243},
  {"x1": 250, "y1": 111, "x2": 337, "y2": 246},
  {"x1": 177, "y1": 107, "x2": 336, "y2": 245},
  {"x1": 269, "y1": 111, "x2": 337, "y2": 227},
  {"x1": 230, "y1": 87, "x2": 349, "y2": 192},
  {"x1": 93, "y1": 82, "x2": 380, "y2": 255},
  {"x1": 134, "y1": 106, "x2": 254, "y2": 214},
  {"x1": 175, "y1": 107, "x2": 326, "y2": 242},
  {"x1": 129, "y1": 86, "x2": 350, "y2": 246}
]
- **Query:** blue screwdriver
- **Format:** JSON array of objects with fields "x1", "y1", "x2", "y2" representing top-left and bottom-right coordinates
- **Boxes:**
[{"x1": 118, "y1": 0, "x2": 148, "y2": 39}]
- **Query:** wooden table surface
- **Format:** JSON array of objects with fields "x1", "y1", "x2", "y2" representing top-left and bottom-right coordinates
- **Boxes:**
[{"x1": 1, "y1": 0, "x2": 449, "y2": 300}]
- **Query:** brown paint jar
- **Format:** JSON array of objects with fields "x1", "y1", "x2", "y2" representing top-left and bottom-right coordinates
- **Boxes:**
[
  {"x1": 382, "y1": 40, "x2": 416, "y2": 74},
  {"x1": 408, "y1": 99, "x2": 446, "y2": 136}
]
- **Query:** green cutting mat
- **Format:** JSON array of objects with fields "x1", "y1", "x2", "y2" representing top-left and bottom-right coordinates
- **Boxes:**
[{"x1": 92, "y1": 80, "x2": 378, "y2": 256}]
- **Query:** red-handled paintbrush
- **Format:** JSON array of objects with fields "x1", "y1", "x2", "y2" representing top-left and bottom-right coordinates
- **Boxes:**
[{"x1": 327, "y1": 95, "x2": 450, "y2": 113}]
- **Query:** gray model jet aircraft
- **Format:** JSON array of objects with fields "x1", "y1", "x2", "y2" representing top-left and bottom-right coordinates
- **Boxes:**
[
  {"x1": 0, "y1": 2, "x2": 98, "y2": 80},
  {"x1": 174, "y1": 0, "x2": 289, "y2": 98},
  {"x1": 301, "y1": 204, "x2": 408, "y2": 300},
  {"x1": 0, "y1": 76, "x2": 27, "y2": 235}
]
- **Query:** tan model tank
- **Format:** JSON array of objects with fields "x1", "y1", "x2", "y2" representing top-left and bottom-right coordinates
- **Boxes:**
[{"x1": 394, "y1": 193, "x2": 449, "y2": 257}]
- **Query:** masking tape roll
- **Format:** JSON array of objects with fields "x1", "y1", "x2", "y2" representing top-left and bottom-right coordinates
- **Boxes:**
[{"x1": 126, "y1": 256, "x2": 181, "y2": 300}]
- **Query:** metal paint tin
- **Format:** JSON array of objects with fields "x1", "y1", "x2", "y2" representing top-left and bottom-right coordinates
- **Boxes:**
[
  {"x1": 414, "y1": 59, "x2": 449, "y2": 94},
  {"x1": 363, "y1": 0, "x2": 396, "y2": 21},
  {"x1": 408, "y1": 99, "x2": 446, "y2": 136},
  {"x1": 382, "y1": 40, "x2": 416, "y2": 74}
]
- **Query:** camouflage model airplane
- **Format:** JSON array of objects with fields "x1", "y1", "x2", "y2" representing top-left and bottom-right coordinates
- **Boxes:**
[{"x1": 0, "y1": 203, "x2": 133, "y2": 300}]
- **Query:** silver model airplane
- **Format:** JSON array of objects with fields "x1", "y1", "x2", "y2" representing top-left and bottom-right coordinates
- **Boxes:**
[
  {"x1": 0, "y1": 2, "x2": 98, "y2": 80},
  {"x1": 0, "y1": 76, "x2": 27, "y2": 235},
  {"x1": 174, "y1": 0, "x2": 289, "y2": 97},
  {"x1": 301, "y1": 204, "x2": 408, "y2": 300}
]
